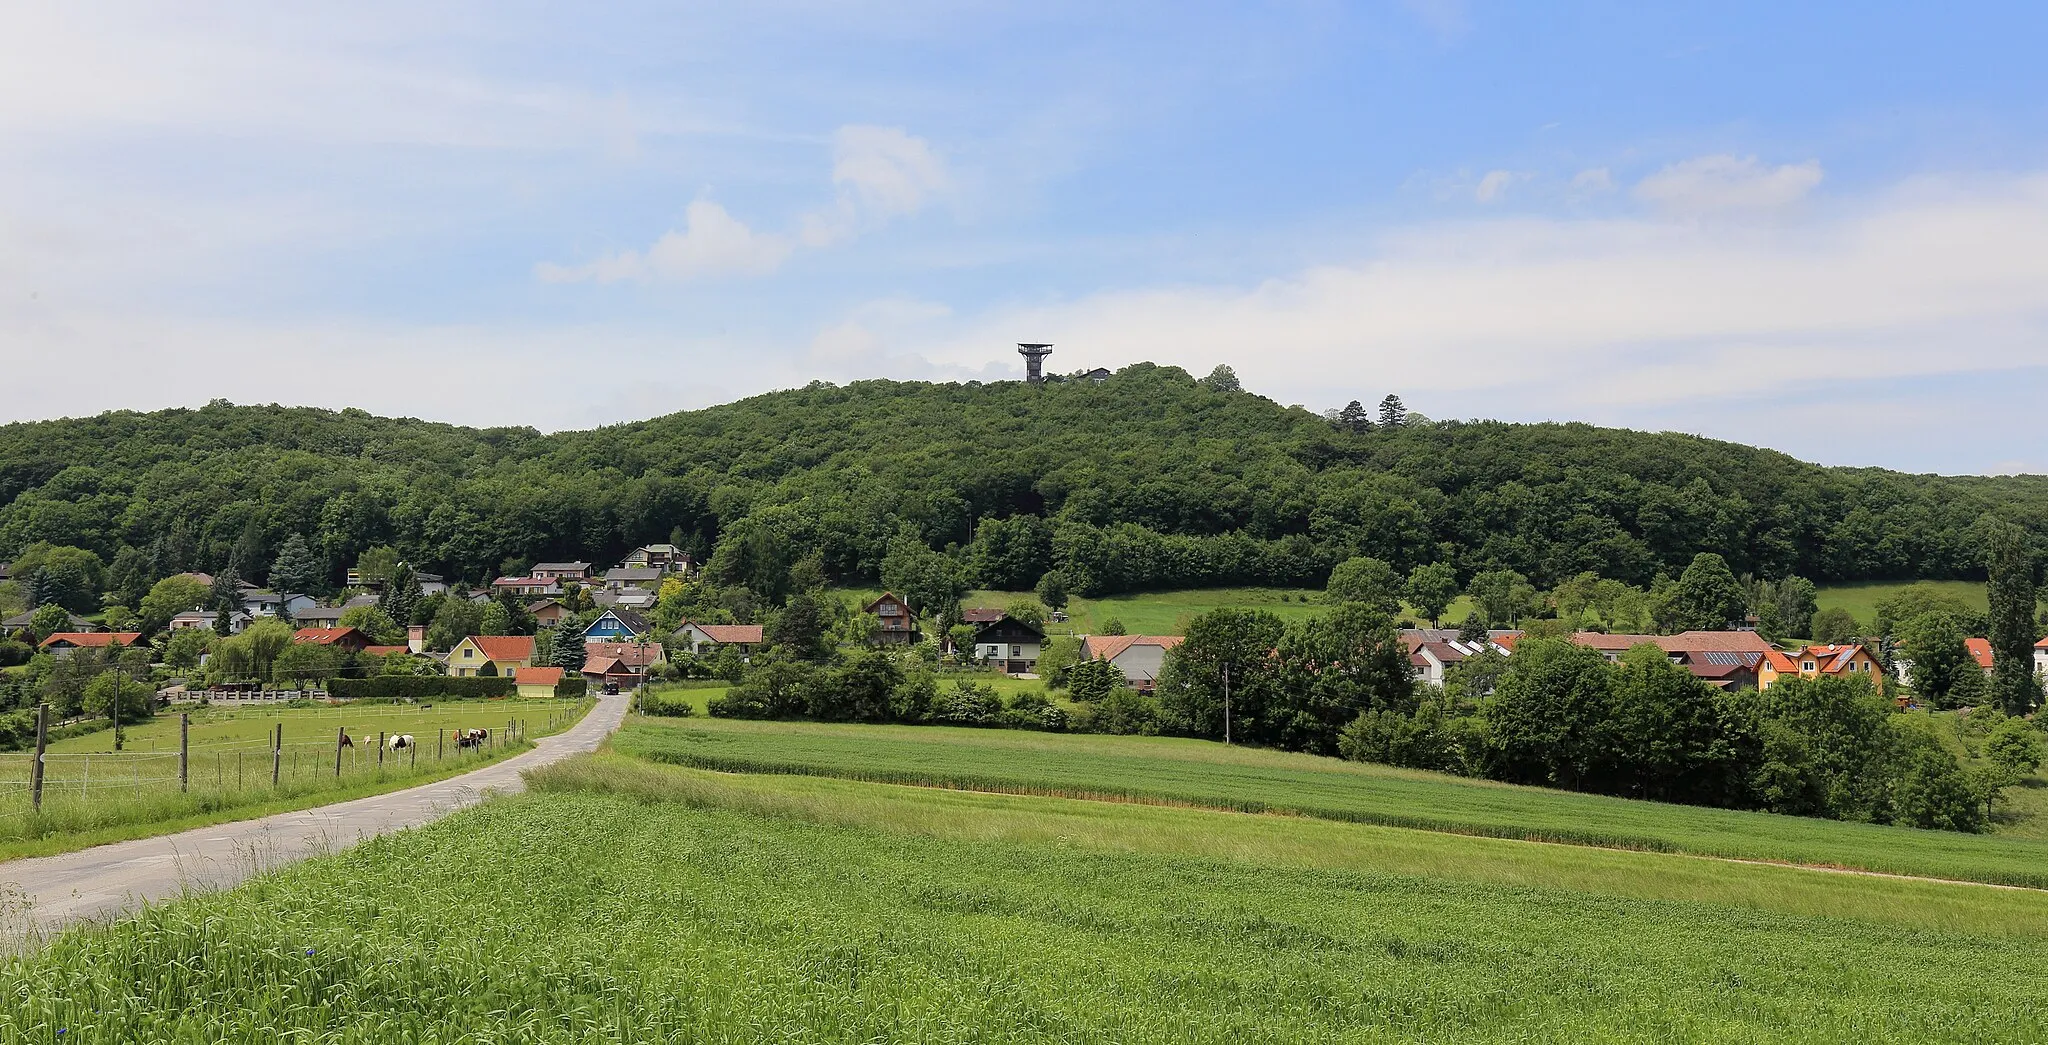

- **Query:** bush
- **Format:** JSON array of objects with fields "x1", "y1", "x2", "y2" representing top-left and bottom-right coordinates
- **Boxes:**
[
  {"x1": 1066, "y1": 658, "x2": 1125, "y2": 702},
  {"x1": 328, "y1": 676, "x2": 516, "y2": 700},
  {"x1": 929, "y1": 682, "x2": 1004, "y2": 727},
  {"x1": 0, "y1": 641, "x2": 31, "y2": 668},
  {"x1": 1002, "y1": 691, "x2": 1068, "y2": 732},
  {"x1": 1079, "y1": 687, "x2": 1160, "y2": 735},
  {"x1": 633, "y1": 689, "x2": 697, "y2": 717}
]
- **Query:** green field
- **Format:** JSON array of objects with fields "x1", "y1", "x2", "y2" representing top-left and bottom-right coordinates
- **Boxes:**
[
  {"x1": 1813, "y1": 580, "x2": 1988, "y2": 629},
  {"x1": 956, "y1": 587, "x2": 1476, "y2": 637},
  {"x1": 8, "y1": 759, "x2": 2046, "y2": 1042},
  {"x1": 612, "y1": 716, "x2": 2048, "y2": 888},
  {"x1": 0, "y1": 698, "x2": 591, "y2": 861}
]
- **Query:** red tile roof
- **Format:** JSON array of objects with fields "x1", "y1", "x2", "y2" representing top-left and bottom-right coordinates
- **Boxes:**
[
  {"x1": 292, "y1": 627, "x2": 368, "y2": 646},
  {"x1": 582, "y1": 656, "x2": 624, "y2": 677},
  {"x1": 465, "y1": 635, "x2": 535, "y2": 662},
  {"x1": 1965, "y1": 637, "x2": 1995, "y2": 670},
  {"x1": 688, "y1": 623, "x2": 764, "y2": 645},
  {"x1": 584, "y1": 641, "x2": 663, "y2": 668},
  {"x1": 40, "y1": 631, "x2": 142, "y2": 649},
  {"x1": 1086, "y1": 635, "x2": 1184, "y2": 662},
  {"x1": 362, "y1": 645, "x2": 409, "y2": 657},
  {"x1": 514, "y1": 667, "x2": 564, "y2": 686},
  {"x1": 1571, "y1": 631, "x2": 1775, "y2": 655}
]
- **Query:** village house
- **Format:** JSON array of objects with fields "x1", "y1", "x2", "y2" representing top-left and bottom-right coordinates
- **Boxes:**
[
  {"x1": 292, "y1": 605, "x2": 347, "y2": 628},
  {"x1": 40, "y1": 631, "x2": 143, "y2": 655},
  {"x1": 291, "y1": 626, "x2": 373, "y2": 653},
  {"x1": 527, "y1": 598, "x2": 571, "y2": 626},
  {"x1": 241, "y1": 590, "x2": 316, "y2": 619},
  {"x1": 514, "y1": 666, "x2": 565, "y2": 699},
  {"x1": 170, "y1": 608, "x2": 252, "y2": 634},
  {"x1": 864, "y1": 592, "x2": 921, "y2": 646},
  {"x1": 446, "y1": 635, "x2": 535, "y2": 677},
  {"x1": 1758, "y1": 643, "x2": 1883, "y2": 690},
  {"x1": 673, "y1": 621, "x2": 764, "y2": 657},
  {"x1": 581, "y1": 608, "x2": 651, "y2": 643},
  {"x1": 2036, "y1": 637, "x2": 2048, "y2": 680},
  {"x1": 492, "y1": 576, "x2": 564, "y2": 598},
  {"x1": 599, "y1": 567, "x2": 665, "y2": 592},
  {"x1": 582, "y1": 641, "x2": 665, "y2": 690},
  {"x1": 2, "y1": 609, "x2": 99, "y2": 633},
  {"x1": 1966, "y1": 637, "x2": 1996, "y2": 672},
  {"x1": 593, "y1": 586, "x2": 657, "y2": 610},
  {"x1": 1569, "y1": 631, "x2": 1774, "y2": 690},
  {"x1": 1081, "y1": 634, "x2": 1183, "y2": 691},
  {"x1": 621, "y1": 544, "x2": 691, "y2": 572},
  {"x1": 975, "y1": 615, "x2": 1047, "y2": 674},
  {"x1": 529, "y1": 561, "x2": 592, "y2": 582}
]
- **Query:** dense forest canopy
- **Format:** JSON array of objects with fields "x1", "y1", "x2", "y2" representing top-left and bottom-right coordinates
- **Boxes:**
[{"x1": 1, "y1": 366, "x2": 2044, "y2": 596}]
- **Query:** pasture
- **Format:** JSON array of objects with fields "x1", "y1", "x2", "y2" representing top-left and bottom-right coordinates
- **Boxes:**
[
  {"x1": 612, "y1": 715, "x2": 2048, "y2": 888},
  {"x1": 0, "y1": 698, "x2": 592, "y2": 861},
  {"x1": 1812, "y1": 579, "x2": 1987, "y2": 629},
  {"x1": 6, "y1": 771, "x2": 2045, "y2": 1042}
]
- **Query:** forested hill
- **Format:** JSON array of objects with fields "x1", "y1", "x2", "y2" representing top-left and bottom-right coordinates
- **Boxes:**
[{"x1": 2, "y1": 365, "x2": 2045, "y2": 597}]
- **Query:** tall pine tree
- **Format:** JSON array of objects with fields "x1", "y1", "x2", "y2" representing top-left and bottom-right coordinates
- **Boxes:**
[
  {"x1": 1377, "y1": 394, "x2": 1408, "y2": 429},
  {"x1": 1334, "y1": 400, "x2": 1373, "y2": 434},
  {"x1": 380, "y1": 563, "x2": 424, "y2": 625},
  {"x1": 269, "y1": 534, "x2": 324, "y2": 597},
  {"x1": 1983, "y1": 518, "x2": 2042, "y2": 715},
  {"x1": 550, "y1": 622, "x2": 587, "y2": 672}
]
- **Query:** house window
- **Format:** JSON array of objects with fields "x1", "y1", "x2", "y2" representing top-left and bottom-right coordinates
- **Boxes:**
[
  {"x1": 1803, "y1": 661, "x2": 1815, "y2": 672},
  {"x1": 1010, "y1": 645, "x2": 1021, "y2": 657}
]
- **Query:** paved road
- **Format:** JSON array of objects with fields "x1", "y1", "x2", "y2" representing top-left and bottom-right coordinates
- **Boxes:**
[{"x1": 0, "y1": 692, "x2": 628, "y2": 943}]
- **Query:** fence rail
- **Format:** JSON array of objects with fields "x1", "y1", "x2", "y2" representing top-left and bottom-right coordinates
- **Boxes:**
[{"x1": 0, "y1": 702, "x2": 590, "y2": 822}]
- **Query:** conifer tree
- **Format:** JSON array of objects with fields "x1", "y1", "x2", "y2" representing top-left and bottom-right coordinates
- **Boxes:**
[
  {"x1": 1335, "y1": 400, "x2": 1373, "y2": 434},
  {"x1": 269, "y1": 534, "x2": 324, "y2": 597},
  {"x1": 1378, "y1": 394, "x2": 1408, "y2": 429},
  {"x1": 1983, "y1": 518, "x2": 2042, "y2": 715}
]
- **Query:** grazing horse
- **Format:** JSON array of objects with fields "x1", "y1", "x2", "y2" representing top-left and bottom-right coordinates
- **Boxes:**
[
  {"x1": 455, "y1": 728, "x2": 488, "y2": 750},
  {"x1": 387, "y1": 733, "x2": 414, "y2": 752}
]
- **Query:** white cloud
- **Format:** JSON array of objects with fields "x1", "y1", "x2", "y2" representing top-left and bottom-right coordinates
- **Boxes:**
[
  {"x1": 1571, "y1": 167, "x2": 1614, "y2": 193},
  {"x1": 832, "y1": 125, "x2": 950, "y2": 218},
  {"x1": 893, "y1": 171, "x2": 2048, "y2": 451},
  {"x1": 1474, "y1": 169, "x2": 1523, "y2": 203},
  {"x1": 534, "y1": 201, "x2": 792, "y2": 283},
  {"x1": 1634, "y1": 154, "x2": 1824, "y2": 213}
]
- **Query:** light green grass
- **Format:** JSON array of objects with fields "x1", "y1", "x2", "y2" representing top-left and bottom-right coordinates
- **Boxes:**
[
  {"x1": 612, "y1": 716, "x2": 2048, "y2": 888},
  {"x1": 9, "y1": 780, "x2": 2046, "y2": 1042},
  {"x1": 0, "y1": 699, "x2": 591, "y2": 862},
  {"x1": 1814, "y1": 580, "x2": 1988, "y2": 629},
  {"x1": 959, "y1": 587, "x2": 1475, "y2": 636}
]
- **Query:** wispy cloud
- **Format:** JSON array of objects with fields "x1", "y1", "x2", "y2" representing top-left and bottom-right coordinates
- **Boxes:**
[
  {"x1": 534, "y1": 201, "x2": 793, "y2": 283},
  {"x1": 1634, "y1": 154, "x2": 1824, "y2": 213}
]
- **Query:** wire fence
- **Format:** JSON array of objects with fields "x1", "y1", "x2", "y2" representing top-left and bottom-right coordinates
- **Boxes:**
[{"x1": 0, "y1": 702, "x2": 591, "y2": 825}]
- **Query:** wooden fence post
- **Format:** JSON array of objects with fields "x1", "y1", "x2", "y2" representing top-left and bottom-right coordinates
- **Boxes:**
[
  {"x1": 30, "y1": 703, "x2": 47, "y2": 812},
  {"x1": 378, "y1": 731, "x2": 386, "y2": 766},
  {"x1": 179, "y1": 713, "x2": 189, "y2": 793},
  {"x1": 335, "y1": 727, "x2": 344, "y2": 777},
  {"x1": 438, "y1": 728, "x2": 444, "y2": 760},
  {"x1": 271, "y1": 723, "x2": 282, "y2": 786}
]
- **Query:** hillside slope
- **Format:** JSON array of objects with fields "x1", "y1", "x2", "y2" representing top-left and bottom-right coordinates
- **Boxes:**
[{"x1": 1, "y1": 366, "x2": 2044, "y2": 593}]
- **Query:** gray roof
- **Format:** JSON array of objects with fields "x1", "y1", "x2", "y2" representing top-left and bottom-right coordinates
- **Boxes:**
[
  {"x1": 2, "y1": 610, "x2": 97, "y2": 631},
  {"x1": 295, "y1": 606, "x2": 347, "y2": 622},
  {"x1": 533, "y1": 561, "x2": 591, "y2": 571}
]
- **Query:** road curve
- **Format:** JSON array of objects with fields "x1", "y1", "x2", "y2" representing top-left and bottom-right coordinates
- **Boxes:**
[{"x1": 0, "y1": 692, "x2": 628, "y2": 943}]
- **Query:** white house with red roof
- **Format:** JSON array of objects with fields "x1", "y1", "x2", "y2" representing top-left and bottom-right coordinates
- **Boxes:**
[
  {"x1": 1080, "y1": 635, "x2": 1184, "y2": 692},
  {"x1": 675, "y1": 621, "x2": 764, "y2": 656}
]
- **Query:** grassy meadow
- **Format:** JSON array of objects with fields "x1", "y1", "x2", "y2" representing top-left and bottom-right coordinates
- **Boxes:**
[
  {"x1": 612, "y1": 716, "x2": 2048, "y2": 887},
  {"x1": 1812, "y1": 580, "x2": 1987, "y2": 629},
  {"x1": 0, "y1": 698, "x2": 592, "y2": 862},
  {"x1": 7, "y1": 766, "x2": 2047, "y2": 1042}
]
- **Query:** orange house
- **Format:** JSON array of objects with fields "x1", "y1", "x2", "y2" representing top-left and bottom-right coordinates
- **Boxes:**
[{"x1": 1757, "y1": 643, "x2": 1884, "y2": 690}]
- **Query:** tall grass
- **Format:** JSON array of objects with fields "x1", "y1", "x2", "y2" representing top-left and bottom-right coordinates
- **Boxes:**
[
  {"x1": 6, "y1": 787, "x2": 2046, "y2": 1042},
  {"x1": 613, "y1": 716, "x2": 2048, "y2": 888}
]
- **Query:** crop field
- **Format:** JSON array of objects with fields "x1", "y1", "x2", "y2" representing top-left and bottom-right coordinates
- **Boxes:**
[
  {"x1": 612, "y1": 716, "x2": 2048, "y2": 888},
  {"x1": 6, "y1": 763, "x2": 2045, "y2": 1043},
  {"x1": 0, "y1": 698, "x2": 591, "y2": 861}
]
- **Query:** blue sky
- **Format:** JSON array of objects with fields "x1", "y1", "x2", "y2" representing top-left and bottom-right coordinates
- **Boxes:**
[{"x1": 4, "y1": 2, "x2": 2047, "y2": 473}]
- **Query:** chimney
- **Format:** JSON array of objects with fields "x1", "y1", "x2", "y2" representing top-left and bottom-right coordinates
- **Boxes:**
[{"x1": 407, "y1": 624, "x2": 426, "y2": 654}]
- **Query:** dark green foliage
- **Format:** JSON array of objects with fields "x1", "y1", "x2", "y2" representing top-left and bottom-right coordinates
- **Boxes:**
[
  {"x1": 1156, "y1": 608, "x2": 1287, "y2": 737},
  {"x1": 268, "y1": 533, "x2": 325, "y2": 596},
  {"x1": 1377, "y1": 394, "x2": 1407, "y2": 429},
  {"x1": 1064, "y1": 658, "x2": 1125, "y2": 702},
  {"x1": 1981, "y1": 518, "x2": 2042, "y2": 715},
  {"x1": 554, "y1": 677, "x2": 588, "y2": 698},
  {"x1": 327, "y1": 676, "x2": 515, "y2": 699},
  {"x1": 379, "y1": 563, "x2": 424, "y2": 625},
  {"x1": 1898, "y1": 612, "x2": 1973, "y2": 707},
  {"x1": 1033, "y1": 569, "x2": 1070, "y2": 611},
  {"x1": 4, "y1": 377, "x2": 2045, "y2": 615},
  {"x1": 1325, "y1": 555, "x2": 1402, "y2": 614},
  {"x1": 766, "y1": 590, "x2": 831, "y2": 660},
  {"x1": 632, "y1": 689, "x2": 697, "y2": 717},
  {"x1": 1198, "y1": 363, "x2": 1240, "y2": 392},
  {"x1": 548, "y1": 623, "x2": 587, "y2": 672},
  {"x1": 1810, "y1": 607, "x2": 1860, "y2": 644},
  {"x1": 929, "y1": 681, "x2": 1005, "y2": 726},
  {"x1": 1333, "y1": 400, "x2": 1372, "y2": 435},
  {"x1": 1083, "y1": 688, "x2": 1162, "y2": 735},
  {"x1": 10, "y1": 543, "x2": 104, "y2": 613},
  {"x1": 1466, "y1": 569, "x2": 1536, "y2": 628},
  {"x1": 1483, "y1": 639, "x2": 1621, "y2": 791},
  {"x1": 1404, "y1": 562, "x2": 1458, "y2": 626},
  {"x1": 1660, "y1": 553, "x2": 1749, "y2": 632}
]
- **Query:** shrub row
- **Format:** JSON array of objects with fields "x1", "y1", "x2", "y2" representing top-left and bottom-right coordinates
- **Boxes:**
[{"x1": 329, "y1": 676, "x2": 516, "y2": 700}]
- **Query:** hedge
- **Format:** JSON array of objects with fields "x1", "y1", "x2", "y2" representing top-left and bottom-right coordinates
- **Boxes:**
[
  {"x1": 555, "y1": 678, "x2": 588, "y2": 698},
  {"x1": 328, "y1": 676, "x2": 516, "y2": 700}
]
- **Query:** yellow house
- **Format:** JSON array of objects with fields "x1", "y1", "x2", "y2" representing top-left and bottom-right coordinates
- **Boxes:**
[
  {"x1": 447, "y1": 635, "x2": 536, "y2": 678},
  {"x1": 513, "y1": 666, "x2": 564, "y2": 698},
  {"x1": 1757, "y1": 644, "x2": 1884, "y2": 690}
]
